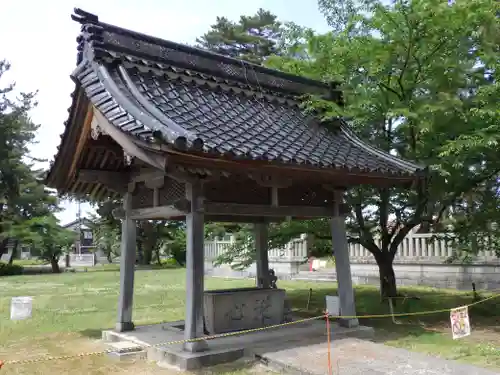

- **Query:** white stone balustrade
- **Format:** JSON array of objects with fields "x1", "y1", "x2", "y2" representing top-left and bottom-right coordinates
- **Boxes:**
[{"x1": 204, "y1": 232, "x2": 498, "y2": 264}]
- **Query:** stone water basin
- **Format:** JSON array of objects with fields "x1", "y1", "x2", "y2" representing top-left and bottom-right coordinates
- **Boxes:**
[{"x1": 203, "y1": 287, "x2": 285, "y2": 334}]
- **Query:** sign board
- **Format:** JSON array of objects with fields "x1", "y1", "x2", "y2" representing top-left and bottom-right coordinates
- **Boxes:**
[
  {"x1": 450, "y1": 306, "x2": 471, "y2": 339},
  {"x1": 311, "y1": 259, "x2": 320, "y2": 271},
  {"x1": 10, "y1": 296, "x2": 33, "y2": 320},
  {"x1": 325, "y1": 295, "x2": 340, "y2": 317}
]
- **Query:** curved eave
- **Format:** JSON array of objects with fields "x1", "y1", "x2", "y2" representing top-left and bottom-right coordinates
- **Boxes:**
[
  {"x1": 339, "y1": 122, "x2": 426, "y2": 177},
  {"x1": 45, "y1": 81, "x2": 91, "y2": 192},
  {"x1": 55, "y1": 57, "x2": 425, "y2": 187},
  {"x1": 135, "y1": 143, "x2": 422, "y2": 187},
  {"x1": 72, "y1": 59, "x2": 207, "y2": 155}
]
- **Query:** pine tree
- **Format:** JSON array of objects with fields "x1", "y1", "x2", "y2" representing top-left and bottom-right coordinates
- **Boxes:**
[
  {"x1": 196, "y1": 8, "x2": 282, "y2": 64},
  {"x1": 0, "y1": 60, "x2": 39, "y2": 258}
]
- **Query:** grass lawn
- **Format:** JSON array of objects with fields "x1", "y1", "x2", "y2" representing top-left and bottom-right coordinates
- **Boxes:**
[{"x1": 0, "y1": 269, "x2": 499, "y2": 374}]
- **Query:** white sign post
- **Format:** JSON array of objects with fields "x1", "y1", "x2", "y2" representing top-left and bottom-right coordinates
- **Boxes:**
[
  {"x1": 10, "y1": 296, "x2": 33, "y2": 321},
  {"x1": 450, "y1": 306, "x2": 471, "y2": 339},
  {"x1": 325, "y1": 295, "x2": 340, "y2": 317}
]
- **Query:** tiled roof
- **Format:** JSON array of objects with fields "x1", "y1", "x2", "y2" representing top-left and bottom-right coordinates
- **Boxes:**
[{"x1": 55, "y1": 9, "x2": 424, "y2": 178}]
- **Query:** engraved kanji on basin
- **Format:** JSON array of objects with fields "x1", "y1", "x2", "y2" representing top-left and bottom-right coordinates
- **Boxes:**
[{"x1": 204, "y1": 288, "x2": 286, "y2": 334}]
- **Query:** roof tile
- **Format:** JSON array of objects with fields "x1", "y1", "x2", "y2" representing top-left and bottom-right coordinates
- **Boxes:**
[
  {"x1": 98, "y1": 66, "x2": 414, "y2": 174},
  {"x1": 47, "y1": 9, "x2": 425, "y2": 184}
]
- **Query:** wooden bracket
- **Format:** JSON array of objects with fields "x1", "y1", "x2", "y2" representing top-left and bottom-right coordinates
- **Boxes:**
[
  {"x1": 144, "y1": 176, "x2": 166, "y2": 189},
  {"x1": 112, "y1": 207, "x2": 126, "y2": 220},
  {"x1": 77, "y1": 169, "x2": 128, "y2": 193},
  {"x1": 251, "y1": 173, "x2": 292, "y2": 188},
  {"x1": 93, "y1": 108, "x2": 168, "y2": 171}
]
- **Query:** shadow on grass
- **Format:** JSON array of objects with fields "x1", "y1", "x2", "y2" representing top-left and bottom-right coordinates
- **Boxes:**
[{"x1": 80, "y1": 328, "x2": 104, "y2": 339}]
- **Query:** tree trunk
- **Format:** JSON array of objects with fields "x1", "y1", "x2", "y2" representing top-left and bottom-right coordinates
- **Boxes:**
[
  {"x1": 0, "y1": 238, "x2": 9, "y2": 259},
  {"x1": 141, "y1": 222, "x2": 156, "y2": 265},
  {"x1": 107, "y1": 251, "x2": 113, "y2": 263},
  {"x1": 143, "y1": 245, "x2": 153, "y2": 265},
  {"x1": 136, "y1": 238, "x2": 144, "y2": 264},
  {"x1": 374, "y1": 253, "x2": 397, "y2": 300},
  {"x1": 50, "y1": 256, "x2": 60, "y2": 273},
  {"x1": 155, "y1": 247, "x2": 161, "y2": 265},
  {"x1": 8, "y1": 240, "x2": 19, "y2": 265}
]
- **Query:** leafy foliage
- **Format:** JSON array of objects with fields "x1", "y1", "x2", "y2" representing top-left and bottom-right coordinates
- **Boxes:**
[
  {"x1": 2, "y1": 164, "x2": 59, "y2": 262},
  {"x1": 160, "y1": 221, "x2": 187, "y2": 265},
  {"x1": 89, "y1": 199, "x2": 188, "y2": 266},
  {"x1": 89, "y1": 200, "x2": 122, "y2": 263},
  {"x1": 196, "y1": 8, "x2": 283, "y2": 64},
  {"x1": 0, "y1": 61, "x2": 39, "y2": 204},
  {"x1": 267, "y1": 0, "x2": 500, "y2": 297},
  {"x1": 0, "y1": 60, "x2": 41, "y2": 258},
  {"x1": 0, "y1": 59, "x2": 69, "y2": 270},
  {"x1": 24, "y1": 215, "x2": 76, "y2": 273},
  {"x1": 199, "y1": 1, "x2": 500, "y2": 299},
  {"x1": 0, "y1": 262, "x2": 24, "y2": 276}
]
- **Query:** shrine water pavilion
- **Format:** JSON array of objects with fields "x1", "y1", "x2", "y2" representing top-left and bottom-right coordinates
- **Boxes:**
[{"x1": 46, "y1": 8, "x2": 425, "y2": 369}]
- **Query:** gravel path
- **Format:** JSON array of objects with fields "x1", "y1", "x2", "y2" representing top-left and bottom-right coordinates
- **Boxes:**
[{"x1": 255, "y1": 338, "x2": 500, "y2": 375}]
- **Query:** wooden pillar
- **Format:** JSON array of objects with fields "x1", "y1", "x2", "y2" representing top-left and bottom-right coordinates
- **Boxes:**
[
  {"x1": 331, "y1": 191, "x2": 358, "y2": 328},
  {"x1": 116, "y1": 192, "x2": 137, "y2": 332},
  {"x1": 255, "y1": 222, "x2": 270, "y2": 288},
  {"x1": 183, "y1": 181, "x2": 208, "y2": 352}
]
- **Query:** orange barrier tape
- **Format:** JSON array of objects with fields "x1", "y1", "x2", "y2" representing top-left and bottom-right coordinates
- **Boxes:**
[{"x1": 326, "y1": 312, "x2": 333, "y2": 375}]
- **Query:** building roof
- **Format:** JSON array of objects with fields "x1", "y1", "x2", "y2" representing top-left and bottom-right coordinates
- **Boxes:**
[
  {"x1": 62, "y1": 218, "x2": 93, "y2": 230},
  {"x1": 46, "y1": 9, "x2": 425, "y2": 195}
]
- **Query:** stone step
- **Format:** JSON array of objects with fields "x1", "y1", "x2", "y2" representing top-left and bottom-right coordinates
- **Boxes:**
[
  {"x1": 298, "y1": 270, "x2": 336, "y2": 275},
  {"x1": 292, "y1": 277, "x2": 337, "y2": 283},
  {"x1": 283, "y1": 298, "x2": 293, "y2": 323},
  {"x1": 293, "y1": 271, "x2": 337, "y2": 282},
  {"x1": 106, "y1": 341, "x2": 147, "y2": 361}
]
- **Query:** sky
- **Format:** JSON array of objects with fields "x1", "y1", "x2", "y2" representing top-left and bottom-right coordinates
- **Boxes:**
[{"x1": 0, "y1": 0, "x2": 330, "y2": 225}]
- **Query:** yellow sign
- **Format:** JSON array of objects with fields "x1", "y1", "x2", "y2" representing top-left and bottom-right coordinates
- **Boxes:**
[{"x1": 450, "y1": 306, "x2": 471, "y2": 339}]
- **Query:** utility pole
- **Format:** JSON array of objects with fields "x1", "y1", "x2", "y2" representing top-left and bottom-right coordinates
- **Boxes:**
[{"x1": 76, "y1": 200, "x2": 82, "y2": 256}]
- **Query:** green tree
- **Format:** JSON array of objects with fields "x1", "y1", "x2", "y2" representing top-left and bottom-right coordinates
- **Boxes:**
[
  {"x1": 0, "y1": 60, "x2": 39, "y2": 258},
  {"x1": 90, "y1": 200, "x2": 188, "y2": 266},
  {"x1": 160, "y1": 221, "x2": 187, "y2": 266},
  {"x1": 264, "y1": 0, "x2": 500, "y2": 298},
  {"x1": 210, "y1": 0, "x2": 500, "y2": 299},
  {"x1": 89, "y1": 200, "x2": 122, "y2": 263},
  {"x1": 3, "y1": 165, "x2": 59, "y2": 264},
  {"x1": 196, "y1": 8, "x2": 282, "y2": 64},
  {"x1": 136, "y1": 220, "x2": 175, "y2": 265},
  {"x1": 89, "y1": 216, "x2": 121, "y2": 263},
  {"x1": 437, "y1": 4, "x2": 500, "y2": 259},
  {"x1": 26, "y1": 215, "x2": 76, "y2": 273}
]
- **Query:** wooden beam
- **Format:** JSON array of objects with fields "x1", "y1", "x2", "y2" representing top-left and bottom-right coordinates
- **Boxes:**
[
  {"x1": 144, "y1": 175, "x2": 165, "y2": 189},
  {"x1": 129, "y1": 205, "x2": 188, "y2": 220},
  {"x1": 183, "y1": 179, "x2": 207, "y2": 351},
  {"x1": 133, "y1": 169, "x2": 166, "y2": 184},
  {"x1": 205, "y1": 215, "x2": 283, "y2": 223},
  {"x1": 167, "y1": 153, "x2": 417, "y2": 187},
  {"x1": 204, "y1": 202, "x2": 333, "y2": 218},
  {"x1": 92, "y1": 108, "x2": 168, "y2": 170},
  {"x1": 271, "y1": 187, "x2": 279, "y2": 207},
  {"x1": 250, "y1": 173, "x2": 292, "y2": 188},
  {"x1": 77, "y1": 169, "x2": 128, "y2": 193},
  {"x1": 68, "y1": 104, "x2": 94, "y2": 183},
  {"x1": 77, "y1": 168, "x2": 172, "y2": 187}
]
